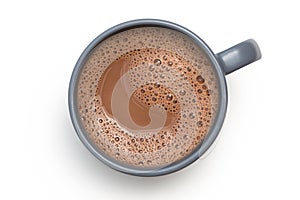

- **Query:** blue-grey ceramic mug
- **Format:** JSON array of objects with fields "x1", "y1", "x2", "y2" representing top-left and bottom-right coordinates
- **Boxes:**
[{"x1": 69, "y1": 19, "x2": 261, "y2": 176}]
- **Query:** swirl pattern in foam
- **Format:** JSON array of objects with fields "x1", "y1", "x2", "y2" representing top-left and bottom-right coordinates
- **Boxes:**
[{"x1": 76, "y1": 27, "x2": 220, "y2": 169}]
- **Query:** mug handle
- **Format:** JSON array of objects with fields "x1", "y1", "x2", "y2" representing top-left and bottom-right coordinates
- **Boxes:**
[{"x1": 216, "y1": 39, "x2": 262, "y2": 74}]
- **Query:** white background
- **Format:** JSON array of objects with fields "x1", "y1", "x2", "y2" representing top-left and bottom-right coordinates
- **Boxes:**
[{"x1": 1, "y1": 0, "x2": 299, "y2": 199}]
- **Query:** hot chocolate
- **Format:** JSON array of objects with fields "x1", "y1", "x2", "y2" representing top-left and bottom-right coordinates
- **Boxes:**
[{"x1": 76, "y1": 27, "x2": 219, "y2": 169}]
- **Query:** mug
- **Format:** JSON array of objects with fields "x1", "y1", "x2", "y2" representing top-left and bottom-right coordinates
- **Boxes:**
[{"x1": 68, "y1": 19, "x2": 261, "y2": 176}]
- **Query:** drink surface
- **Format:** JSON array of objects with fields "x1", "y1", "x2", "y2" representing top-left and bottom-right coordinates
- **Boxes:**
[{"x1": 76, "y1": 27, "x2": 219, "y2": 169}]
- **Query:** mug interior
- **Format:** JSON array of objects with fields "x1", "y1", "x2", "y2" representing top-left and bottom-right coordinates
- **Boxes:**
[{"x1": 68, "y1": 19, "x2": 227, "y2": 176}]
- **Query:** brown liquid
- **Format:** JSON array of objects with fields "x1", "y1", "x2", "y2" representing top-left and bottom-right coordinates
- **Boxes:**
[
  {"x1": 76, "y1": 27, "x2": 219, "y2": 168},
  {"x1": 96, "y1": 49, "x2": 178, "y2": 131}
]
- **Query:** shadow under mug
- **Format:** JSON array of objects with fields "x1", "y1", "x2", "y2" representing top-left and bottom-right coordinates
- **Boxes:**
[{"x1": 68, "y1": 19, "x2": 261, "y2": 176}]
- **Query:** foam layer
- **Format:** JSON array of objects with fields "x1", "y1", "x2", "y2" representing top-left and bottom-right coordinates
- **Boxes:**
[{"x1": 76, "y1": 27, "x2": 219, "y2": 169}]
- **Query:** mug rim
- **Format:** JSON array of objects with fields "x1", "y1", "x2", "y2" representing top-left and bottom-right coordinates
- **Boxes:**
[{"x1": 68, "y1": 19, "x2": 228, "y2": 176}]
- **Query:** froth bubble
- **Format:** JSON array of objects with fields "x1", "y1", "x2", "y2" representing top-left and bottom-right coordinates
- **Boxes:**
[
  {"x1": 138, "y1": 161, "x2": 144, "y2": 166},
  {"x1": 149, "y1": 65, "x2": 155, "y2": 71},
  {"x1": 206, "y1": 89, "x2": 212, "y2": 96},
  {"x1": 154, "y1": 82, "x2": 160, "y2": 88},
  {"x1": 154, "y1": 59, "x2": 161, "y2": 66},
  {"x1": 196, "y1": 75, "x2": 205, "y2": 83},
  {"x1": 166, "y1": 94, "x2": 173, "y2": 101},
  {"x1": 196, "y1": 121, "x2": 203, "y2": 127},
  {"x1": 167, "y1": 61, "x2": 173, "y2": 66},
  {"x1": 189, "y1": 113, "x2": 195, "y2": 119},
  {"x1": 179, "y1": 89, "x2": 186, "y2": 96}
]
